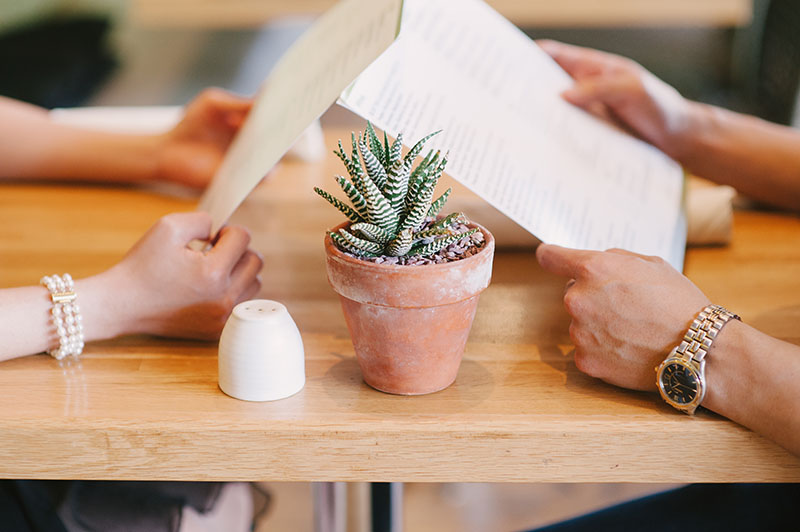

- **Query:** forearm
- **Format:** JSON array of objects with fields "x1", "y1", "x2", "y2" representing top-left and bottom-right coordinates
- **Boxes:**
[
  {"x1": 668, "y1": 102, "x2": 800, "y2": 211},
  {"x1": 0, "y1": 270, "x2": 134, "y2": 361},
  {"x1": 703, "y1": 320, "x2": 800, "y2": 455},
  {"x1": 0, "y1": 96, "x2": 162, "y2": 183}
]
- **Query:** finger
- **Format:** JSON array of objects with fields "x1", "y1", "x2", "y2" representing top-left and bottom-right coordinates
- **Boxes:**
[
  {"x1": 230, "y1": 249, "x2": 263, "y2": 294},
  {"x1": 158, "y1": 211, "x2": 213, "y2": 243},
  {"x1": 208, "y1": 225, "x2": 251, "y2": 270},
  {"x1": 606, "y1": 248, "x2": 662, "y2": 263},
  {"x1": 235, "y1": 278, "x2": 262, "y2": 305},
  {"x1": 536, "y1": 40, "x2": 610, "y2": 78},
  {"x1": 536, "y1": 243, "x2": 599, "y2": 279},
  {"x1": 562, "y1": 76, "x2": 637, "y2": 109},
  {"x1": 225, "y1": 112, "x2": 249, "y2": 129},
  {"x1": 606, "y1": 248, "x2": 639, "y2": 256},
  {"x1": 197, "y1": 87, "x2": 252, "y2": 114}
]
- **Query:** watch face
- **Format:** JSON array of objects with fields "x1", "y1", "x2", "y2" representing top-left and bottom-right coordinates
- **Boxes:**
[{"x1": 659, "y1": 362, "x2": 699, "y2": 405}]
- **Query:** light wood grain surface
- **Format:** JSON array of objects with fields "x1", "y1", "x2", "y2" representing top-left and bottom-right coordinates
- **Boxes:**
[
  {"x1": 130, "y1": 0, "x2": 753, "y2": 28},
  {"x1": 0, "y1": 128, "x2": 798, "y2": 482}
]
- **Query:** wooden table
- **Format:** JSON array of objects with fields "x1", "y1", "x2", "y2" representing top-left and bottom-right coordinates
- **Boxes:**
[
  {"x1": 0, "y1": 128, "x2": 798, "y2": 486},
  {"x1": 131, "y1": 0, "x2": 753, "y2": 28}
]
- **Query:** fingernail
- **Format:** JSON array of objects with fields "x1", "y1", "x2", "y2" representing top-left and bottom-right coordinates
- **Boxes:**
[{"x1": 561, "y1": 88, "x2": 581, "y2": 103}]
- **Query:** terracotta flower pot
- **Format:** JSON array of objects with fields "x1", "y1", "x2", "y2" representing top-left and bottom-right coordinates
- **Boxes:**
[{"x1": 324, "y1": 222, "x2": 495, "y2": 395}]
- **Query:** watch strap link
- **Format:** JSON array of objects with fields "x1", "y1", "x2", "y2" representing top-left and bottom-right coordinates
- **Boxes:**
[{"x1": 674, "y1": 304, "x2": 741, "y2": 363}]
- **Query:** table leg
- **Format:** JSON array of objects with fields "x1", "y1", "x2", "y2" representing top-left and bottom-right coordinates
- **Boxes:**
[
  {"x1": 313, "y1": 482, "x2": 346, "y2": 532},
  {"x1": 371, "y1": 482, "x2": 403, "y2": 532},
  {"x1": 312, "y1": 481, "x2": 403, "y2": 532}
]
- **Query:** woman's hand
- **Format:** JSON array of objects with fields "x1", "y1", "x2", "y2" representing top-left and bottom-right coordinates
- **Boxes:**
[
  {"x1": 536, "y1": 243, "x2": 710, "y2": 390},
  {"x1": 107, "y1": 211, "x2": 262, "y2": 340},
  {"x1": 155, "y1": 89, "x2": 252, "y2": 189},
  {"x1": 538, "y1": 40, "x2": 693, "y2": 159}
]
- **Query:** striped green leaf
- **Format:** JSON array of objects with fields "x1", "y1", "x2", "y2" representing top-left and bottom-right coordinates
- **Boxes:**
[
  {"x1": 334, "y1": 142, "x2": 365, "y2": 187},
  {"x1": 429, "y1": 211, "x2": 464, "y2": 231},
  {"x1": 387, "y1": 133, "x2": 403, "y2": 170},
  {"x1": 407, "y1": 153, "x2": 449, "y2": 217},
  {"x1": 403, "y1": 130, "x2": 441, "y2": 168},
  {"x1": 383, "y1": 131, "x2": 391, "y2": 169},
  {"x1": 386, "y1": 229, "x2": 413, "y2": 257},
  {"x1": 409, "y1": 229, "x2": 478, "y2": 258},
  {"x1": 427, "y1": 187, "x2": 452, "y2": 218},
  {"x1": 365, "y1": 122, "x2": 386, "y2": 168},
  {"x1": 427, "y1": 152, "x2": 449, "y2": 189},
  {"x1": 412, "y1": 226, "x2": 452, "y2": 243},
  {"x1": 406, "y1": 151, "x2": 439, "y2": 212},
  {"x1": 338, "y1": 228, "x2": 384, "y2": 255},
  {"x1": 335, "y1": 176, "x2": 369, "y2": 219},
  {"x1": 412, "y1": 150, "x2": 437, "y2": 182},
  {"x1": 383, "y1": 162, "x2": 411, "y2": 213},
  {"x1": 351, "y1": 222, "x2": 393, "y2": 244},
  {"x1": 330, "y1": 231, "x2": 377, "y2": 257},
  {"x1": 350, "y1": 132, "x2": 360, "y2": 166},
  {"x1": 358, "y1": 169, "x2": 399, "y2": 232},
  {"x1": 399, "y1": 179, "x2": 436, "y2": 233},
  {"x1": 334, "y1": 139, "x2": 350, "y2": 166},
  {"x1": 314, "y1": 187, "x2": 363, "y2": 223},
  {"x1": 358, "y1": 137, "x2": 388, "y2": 190}
]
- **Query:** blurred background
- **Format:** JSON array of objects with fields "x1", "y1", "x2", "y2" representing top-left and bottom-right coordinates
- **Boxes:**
[
  {"x1": 1, "y1": 0, "x2": 795, "y2": 530},
  {"x1": 1, "y1": 0, "x2": 798, "y2": 125}
]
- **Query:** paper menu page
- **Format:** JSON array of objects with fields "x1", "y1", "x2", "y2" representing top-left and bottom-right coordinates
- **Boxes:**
[
  {"x1": 198, "y1": 0, "x2": 403, "y2": 235},
  {"x1": 338, "y1": 0, "x2": 686, "y2": 269}
]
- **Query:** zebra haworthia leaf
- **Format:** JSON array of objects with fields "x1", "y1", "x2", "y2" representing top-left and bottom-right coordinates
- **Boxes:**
[
  {"x1": 338, "y1": 228, "x2": 384, "y2": 255},
  {"x1": 335, "y1": 176, "x2": 369, "y2": 219},
  {"x1": 412, "y1": 226, "x2": 452, "y2": 243},
  {"x1": 330, "y1": 231, "x2": 377, "y2": 257},
  {"x1": 317, "y1": 126, "x2": 480, "y2": 260},
  {"x1": 409, "y1": 229, "x2": 478, "y2": 257},
  {"x1": 386, "y1": 229, "x2": 413, "y2": 257},
  {"x1": 358, "y1": 137, "x2": 388, "y2": 191},
  {"x1": 351, "y1": 222, "x2": 393, "y2": 244},
  {"x1": 314, "y1": 187, "x2": 363, "y2": 223},
  {"x1": 429, "y1": 211, "x2": 464, "y2": 231},
  {"x1": 427, "y1": 187, "x2": 452, "y2": 218},
  {"x1": 365, "y1": 122, "x2": 386, "y2": 168}
]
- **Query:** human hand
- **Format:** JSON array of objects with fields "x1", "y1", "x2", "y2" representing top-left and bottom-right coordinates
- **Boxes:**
[
  {"x1": 108, "y1": 212, "x2": 262, "y2": 340},
  {"x1": 538, "y1": 40, "x2": 693, "y2": 158},
  {"x1": 536, "y1": 243, "x2": 711, "y2": 391},
  {"x1": 155, "y1": 89, "x2": 252, "y2": 188}
]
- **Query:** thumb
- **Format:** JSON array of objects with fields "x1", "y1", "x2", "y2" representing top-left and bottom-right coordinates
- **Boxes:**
[
  {"x1": 562, "y1": 76, "x2": 637, "y2": 109},
  {"x1": 157, "y1": 211, "x2": 213, "y2": 244}
]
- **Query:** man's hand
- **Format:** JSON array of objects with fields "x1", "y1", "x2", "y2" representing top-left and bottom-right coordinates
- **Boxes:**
[
  {"x1": 536, "y1": 243, "x2": 710, "y2": 391},
  {"x1": 538, "y1": 40, "x2": 692, "y2": 159}
]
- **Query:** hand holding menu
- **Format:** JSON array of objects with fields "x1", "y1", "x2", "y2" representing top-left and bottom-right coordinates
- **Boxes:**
[
  {"x1": 198, "y1": 0, "x2": 403, "y2": 236},
  {"x1": 339, "y1": 0, "x2": 687, "y2": 269}
]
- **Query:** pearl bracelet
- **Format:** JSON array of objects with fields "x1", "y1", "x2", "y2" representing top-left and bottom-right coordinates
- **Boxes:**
[{"x1": 40, "y1": 273, "x2": 85, "y2": 360}]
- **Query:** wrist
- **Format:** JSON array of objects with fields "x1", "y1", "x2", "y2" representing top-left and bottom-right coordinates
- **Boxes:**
[
  {"x1": 660, "y1": 100, "x2": 709, "y2": 164},
  {"x1": 74, "y1": 267, "x2": 143, "y2": 341},
  {"x1": 656, "y1": 304, "x2": 739, "y2": 414}
]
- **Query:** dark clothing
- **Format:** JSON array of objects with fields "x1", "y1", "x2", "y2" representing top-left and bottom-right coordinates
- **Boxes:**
[
  {"x1": 531, "y1": 483, "x2": 800, "y2": 532},
  {"x1": 0, "y1": 480, "x2": 223, "y2": 532}
]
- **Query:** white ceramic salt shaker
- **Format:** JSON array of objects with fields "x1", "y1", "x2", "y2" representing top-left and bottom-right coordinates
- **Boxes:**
[{"x1": 218, "y1": 300, "x2": 305, "y2": 402}]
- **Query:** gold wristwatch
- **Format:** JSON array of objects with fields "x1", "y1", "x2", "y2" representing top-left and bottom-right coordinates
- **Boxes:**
[{"x1": 656, "y1": 304, "x2": 740, "y2": 415}]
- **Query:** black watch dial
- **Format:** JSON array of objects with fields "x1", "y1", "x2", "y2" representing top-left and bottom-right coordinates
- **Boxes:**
[{"x1": 660, "y1": 362, "x2": 699, "y2": 405}]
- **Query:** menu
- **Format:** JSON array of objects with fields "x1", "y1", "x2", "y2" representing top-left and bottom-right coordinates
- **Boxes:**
[
  {"x1": 338, "y1": 0, "x2": 687, "y2": 269},
  {"x1": 198, "y1": 0, "x2": 403, "y2": 235}
]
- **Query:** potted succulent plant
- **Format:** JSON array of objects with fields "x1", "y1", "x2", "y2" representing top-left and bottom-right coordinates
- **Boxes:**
[{"x1": 316, "y1": 123, "x2": 495, "y2": 395}]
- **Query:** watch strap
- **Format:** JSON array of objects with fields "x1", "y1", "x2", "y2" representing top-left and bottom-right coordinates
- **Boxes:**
[{"x1": 673, "y1": 304, "x2": 740, "y2": 364}]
